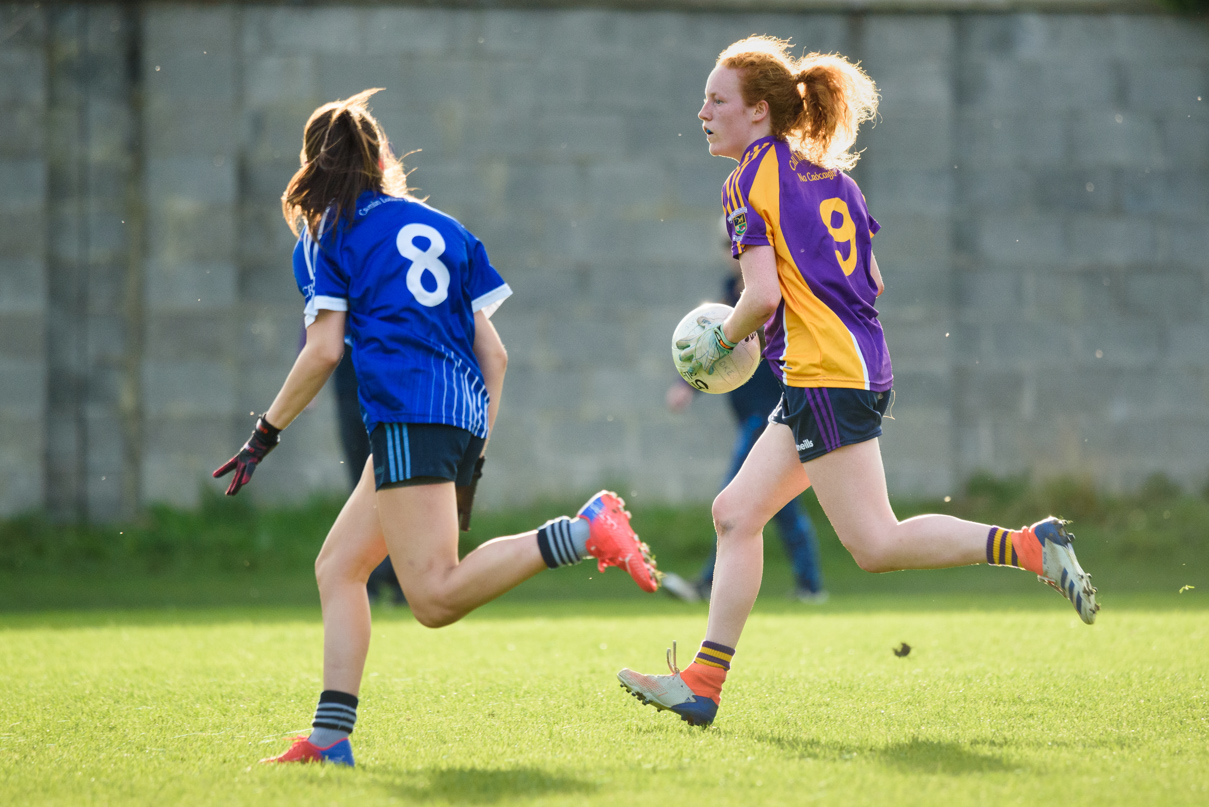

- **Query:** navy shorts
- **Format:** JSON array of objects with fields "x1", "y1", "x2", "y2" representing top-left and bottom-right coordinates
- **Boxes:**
[
  {"x1": 769, "y1": 386, "x2": 894, "y2": 463},
  {"x1": 369, "y1": 423, "x2": 485, "y2": 491}
]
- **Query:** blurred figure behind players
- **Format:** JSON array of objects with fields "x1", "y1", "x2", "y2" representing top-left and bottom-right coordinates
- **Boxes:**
[{"x1": 662, "y1": 220, "x2": 826, "y2": 605}]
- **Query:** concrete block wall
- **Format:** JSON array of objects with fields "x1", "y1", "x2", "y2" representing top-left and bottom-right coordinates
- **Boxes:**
[
  {"x1": 857, "y1": 15, "x2": 961, "y2": 497},
  {"x1": 141, "y1": 6, "x2": 250, "y2": 508},
  {"x1": 953, "y1": 14, "x2": 1209, "y2": 492},
  {"x1": 0, "y1": 7, "x2": 48, "y2": 516},
  {"x1": 2, "y1": 3, "x2": 1206, "y2": 518},
  {"x1": 38, "y1": 7, "x2": 148, "y2": 522}
]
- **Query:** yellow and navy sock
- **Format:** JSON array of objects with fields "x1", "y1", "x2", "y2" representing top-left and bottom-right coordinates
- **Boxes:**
[
  {"x1": 987, "y1": 525, "x2": 1044, "y2": 575},
  {"x1": 681, "y1": 641, "x2": 734, "y2": 703},
  {"x1": 694, "y1": 640, "x2": 735, "y2": 671},
  {"x1": 536, "y1": 516, "x2": 590, "y2": 568},
  {"x1": 986, "y1": 527, "x2": 1020, "y2": 568},
  {"x1": 308, "y1": 689, "x2": 357, "y2": 748}
]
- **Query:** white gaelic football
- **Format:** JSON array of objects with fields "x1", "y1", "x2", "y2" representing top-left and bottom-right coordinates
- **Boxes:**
[{"x1": 671, "y1": 302, "x2": 761, "y2": 394}]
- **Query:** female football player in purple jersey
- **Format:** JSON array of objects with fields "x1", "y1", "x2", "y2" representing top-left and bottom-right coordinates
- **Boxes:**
[
  {"x1": 213, "y1": 90, "x2": 659, "y2": 767},
  {"x1": 618, "y1": 37, "x2": 1099, "y2": 728}
]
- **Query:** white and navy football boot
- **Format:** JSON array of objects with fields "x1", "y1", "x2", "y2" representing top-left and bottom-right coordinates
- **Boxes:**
[
  {"x1": 1032, "y1": 517, "x2": 1099, "y2": 624},
  {"x1": 617, "y1": 643, "x2": 719, "y2": 727}
]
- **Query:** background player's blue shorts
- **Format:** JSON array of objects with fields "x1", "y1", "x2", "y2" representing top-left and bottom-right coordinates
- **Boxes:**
[
  {"x1": 370, "y1": 423, "x2": 485, "y2": 490},
  {"x1": 769, "y1": 386, "x2": 893, "y2": 463}
]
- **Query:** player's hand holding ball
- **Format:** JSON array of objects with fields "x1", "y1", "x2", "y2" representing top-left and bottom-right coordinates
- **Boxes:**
[
  {"x1": 213, "y1": 415, "x2": 282, "y2": 496},
  {"x1": 677, "y1": 321, "x2": 735, "y2": 377},
  {"x1": 671, "y1": 303, "x2": 760, "y2": 394}
]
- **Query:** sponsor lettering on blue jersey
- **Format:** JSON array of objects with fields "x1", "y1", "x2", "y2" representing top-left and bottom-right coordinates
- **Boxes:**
[{"x1": 292, "y1": 192, "x2": 511, "y2": 438}]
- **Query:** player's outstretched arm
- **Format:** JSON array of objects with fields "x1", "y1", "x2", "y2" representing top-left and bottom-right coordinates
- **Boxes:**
[
  {"x1": 213, "y1": 309, "x2": 347, "y2": 495},
  {"x1": 264, "y1": 309, "x2": 347, "y2": 430}
]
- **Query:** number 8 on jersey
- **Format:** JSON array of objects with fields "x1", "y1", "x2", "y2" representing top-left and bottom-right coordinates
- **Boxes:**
[{"x1": 397, "y1": 223, "x2": 450, "y2": 307}]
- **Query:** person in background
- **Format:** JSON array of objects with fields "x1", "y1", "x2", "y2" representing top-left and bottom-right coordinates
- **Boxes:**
[{"x1": 662, "y1": 222, "x2": 826, "y2": 604}]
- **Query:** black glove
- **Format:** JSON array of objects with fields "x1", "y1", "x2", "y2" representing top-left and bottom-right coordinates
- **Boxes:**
[
  {"x1": 456, "y1": 455, "x2": 486, "y2": 532},
  {"x1": 213, "y1": 415, "x2": 281, "y2": 496}
]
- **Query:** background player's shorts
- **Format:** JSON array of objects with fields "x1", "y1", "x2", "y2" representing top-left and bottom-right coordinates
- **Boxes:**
[
  {"x1": 369, "y1": 423, "x2": 485, "y2": 490},
  {"x1": 769, "y1": 386, "x2": 893, "y2": 463}
]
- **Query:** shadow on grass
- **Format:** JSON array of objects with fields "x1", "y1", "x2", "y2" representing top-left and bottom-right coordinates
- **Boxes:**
[
  {"x1": 757, "y1": 733, "x2": 1023, "y2": 775},
  {"x1": 876, "y1": 739, "x2": 1021, "y2": 775},
  {"x1": 378, "y1": 766, "x2": 596, "y2": 803}
]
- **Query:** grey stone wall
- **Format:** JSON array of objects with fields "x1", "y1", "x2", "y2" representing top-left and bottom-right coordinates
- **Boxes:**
[
  {"x1": 0, "y1": 7, "x2": 48, "y2": 517},
  {"x1": 3, "y1": 3, "x2": 1207, "y2": 519},
  {"x1": 948, "y1": 15, "x2": 1209, "y2": 492}
]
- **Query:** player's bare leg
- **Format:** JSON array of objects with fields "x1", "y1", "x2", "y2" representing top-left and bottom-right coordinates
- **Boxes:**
[
  {"x1": 376, "y1": 484, "x2": 657, "y2": 628},
  {"x1": 617, "y1": 422, "x2": 807, "y2": 727},
  {"x1": 806, "y1": 438, "x2": 988, "y2": 571},
  {"x1": 619, "y1": 428, "x2": 1098, "y2": 728},
  {"x1": 262, "y1": 458, "x2": 384, "y2": 766},
  {"x1": 375, "y1": 482, "x2": 547, "y2": 629},
  {"x1": 707, "y1": 421, "x2": 812, "y2": 647},
  {"x1": 289, "y1": 465, "x2": 656, "y2": 766},
  {"x1": 809, "y1": 438, "x2": 1097, "y2": 621},
  {"x1": 313, "y1": 458, "x2": 388, "y2": 696}
]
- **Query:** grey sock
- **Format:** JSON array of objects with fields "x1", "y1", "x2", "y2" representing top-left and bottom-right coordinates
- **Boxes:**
[
  {"x1": 568, "y1": 516, "x2": 590, "y2": 556},
  {"x1": 307, "y1": 725, "x2": 349, "y2": 749},
  {"x1": 536, "y1": 516, "x2": 591, "y2": 568}
]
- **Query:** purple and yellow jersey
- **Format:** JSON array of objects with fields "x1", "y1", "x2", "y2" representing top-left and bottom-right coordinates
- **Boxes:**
[{"x1": 723, "y1": 136, "x2": 892, "y2": 392}]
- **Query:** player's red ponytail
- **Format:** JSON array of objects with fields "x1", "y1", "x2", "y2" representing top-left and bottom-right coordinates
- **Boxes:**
[
  {"x1": 718, "y1": 37, "x2": 878, "y2": 172},
  {"x1": 282, "y1": 88, "x2": 414, "y2": 239}
]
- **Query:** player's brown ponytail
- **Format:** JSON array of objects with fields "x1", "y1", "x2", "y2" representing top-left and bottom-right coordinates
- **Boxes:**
[
  {"x1": 282, "y1": 88, "x2": 414, "y2": 239},
  {"x1": 718, "y1": 37, "x2": 878, "y2": 171}
]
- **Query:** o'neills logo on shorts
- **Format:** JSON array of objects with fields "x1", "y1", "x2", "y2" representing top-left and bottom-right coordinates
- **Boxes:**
[{"x1": 729, "y1": 207, "x2": 748, "y2": 241}]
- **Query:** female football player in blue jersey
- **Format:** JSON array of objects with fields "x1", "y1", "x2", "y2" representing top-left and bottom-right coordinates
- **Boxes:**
[
  {"x1": 213, "y1": 90, "x2": 659, "y2": 767},
  {"x1": 618, "y1": 37, "x2": 1099, "y2": 728}
]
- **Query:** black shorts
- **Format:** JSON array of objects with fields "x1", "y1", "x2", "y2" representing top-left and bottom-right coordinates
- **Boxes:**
[
  {"x1": 769, "y1": 386, "x2": 893, "y2": 463},
  {"x1": 369, "y1": 423, "x2": 485, "y2": 491}
]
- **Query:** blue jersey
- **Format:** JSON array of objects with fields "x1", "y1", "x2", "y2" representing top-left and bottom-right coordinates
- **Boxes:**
[{"x1": 292, "y1": 192, "x2": 511, "y2": 438}]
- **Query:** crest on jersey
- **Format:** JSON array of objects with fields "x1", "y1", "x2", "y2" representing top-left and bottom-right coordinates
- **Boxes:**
[{"x1": 728, "y1": 207, "x2": 748, "y2": 241}]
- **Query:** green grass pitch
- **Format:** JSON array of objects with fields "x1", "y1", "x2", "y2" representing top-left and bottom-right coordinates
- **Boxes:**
[{"x1": 2, "y1": 595, "x2": 1206, "y2": 806}]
